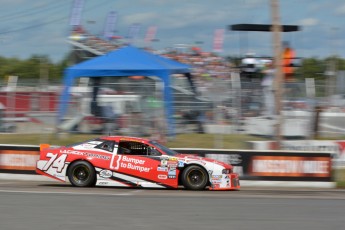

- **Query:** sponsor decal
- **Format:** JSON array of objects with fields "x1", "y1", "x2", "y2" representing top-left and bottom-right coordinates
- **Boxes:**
[
  {"x1": 212, "y1": 175, "x2": 222, "y2": 180},
  {"x1": 157, "y1": 167, "x2": 168, "y2": 172},
  {"x1": 167, "y1": 161, "x2": 177, "y2": 168},
  {"x1": 169, "y1": 157, "x2": 178, "y2": 161},
  {"x1": 160, "y1": 159, "x2": 168, "y2": 167},
  {"x1": 185, "y1": 159, "x2": 206, "y2": 165},
  {"x1": 177, "y1": 161, "x2": 185, "y2": 167},
  {"x1": 98, "y1": 181, "x2": 109, "y2": 185},
  {"x1": 79, "y1": 144, "x2": 97, "y2": 149},
  {"x1": 158, "y1": 175, "x2": 167, "y2": 180},
  {"x1": 60, "y1": 149, "x2": 110, "y2": 160},
  {"x1": 250, "y1": 156, "x2": 331, "y2": 177},
  {"x1": 168, "y1": 168, "x2": 176, "y2": 179},
  {"x1": 99, "y1": 169, "x2": 112, "y2": 178},
  {"x1": 118, "y1": 156, "x2": 151, "y2": 173}
]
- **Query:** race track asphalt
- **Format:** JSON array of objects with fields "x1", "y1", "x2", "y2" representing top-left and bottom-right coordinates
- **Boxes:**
[{"x1": 1, "y1": 180, "x2": 345, "y2": 230}]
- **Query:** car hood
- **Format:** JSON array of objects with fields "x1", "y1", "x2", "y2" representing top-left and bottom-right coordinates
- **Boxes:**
[{"x1": 175, "y1": 154, "x2": 233, "y2": 169}]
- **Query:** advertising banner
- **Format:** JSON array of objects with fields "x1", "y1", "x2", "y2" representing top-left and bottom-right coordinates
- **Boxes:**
[
  {"x1": 0, "y1": 145, "x2": 333, "y2": 182},
  {"x1": 174, "y1": 148, "x2": 332, "y2": 182},
  {"x1": 0, "y1": 145, "x2": 39, "y2": 173}
]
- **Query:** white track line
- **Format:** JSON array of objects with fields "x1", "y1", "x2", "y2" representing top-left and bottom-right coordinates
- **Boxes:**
[{"x1": 0, "y1": 189, "x2": 142, "y2": 196}]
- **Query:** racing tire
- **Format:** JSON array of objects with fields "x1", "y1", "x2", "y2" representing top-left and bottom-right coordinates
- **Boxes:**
[
  {"x1": 67, "y1": 161, "x2": 96, "y2": 187},
  {"x1": 181, "y1": 165, "x2": 208, "y2": 190}
]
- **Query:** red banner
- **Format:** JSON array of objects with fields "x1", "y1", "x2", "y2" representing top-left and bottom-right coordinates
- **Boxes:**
[
  {"x1": 250, "y1": 156, "x2": 331, "y2": 177},
  {"x1": 213, "y1": 29, "x2": 225, "y2": 53}
]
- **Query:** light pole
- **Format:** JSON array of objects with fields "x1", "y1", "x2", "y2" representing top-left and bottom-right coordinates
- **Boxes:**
[{"x1": 270, "y1": 0, "x2": 284, "y2": 149}]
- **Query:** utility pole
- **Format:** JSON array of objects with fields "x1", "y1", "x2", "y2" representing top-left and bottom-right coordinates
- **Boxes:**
[{"x1": 270, "y1": 0, "x2": 284, "y2": 149}]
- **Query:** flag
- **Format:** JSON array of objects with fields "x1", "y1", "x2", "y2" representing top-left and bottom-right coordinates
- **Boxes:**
[
  {"x1": 103, "y1": 11, "x2": 118, "y2": 39},
  {"x1": 144, "y1": 26, "x2": 157, "y2": 45},
  {"x1": 69, "y1": 0, "x2": 84, "y2": 26},
  {"x1": 213, "y1": 29, "x2": 225, "y2": 53},
  {"x1": 127, "y1": 23, "x2": 141, "y2": 44}
]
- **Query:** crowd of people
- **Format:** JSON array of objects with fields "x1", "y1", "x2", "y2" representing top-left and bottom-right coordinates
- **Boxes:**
[
  {"x1": 69, "y1": 26, "x2": 301, "y2": 121},
  {"x1": 70, "y1": 26, "x2": 121, "y2": 54}
]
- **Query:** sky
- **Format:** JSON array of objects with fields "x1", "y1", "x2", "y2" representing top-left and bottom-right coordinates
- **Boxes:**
[{"x1": 1, "y1": 0, "x2": 345, "y2": 63}]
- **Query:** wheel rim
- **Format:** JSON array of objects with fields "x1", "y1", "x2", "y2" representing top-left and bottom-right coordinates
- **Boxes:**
[
  {"x1": 72, "y1": 165, "x2": 90, "y2": 184},
  {"x1": 187, "y1": 169, "x2": 205, "y2": 186}
]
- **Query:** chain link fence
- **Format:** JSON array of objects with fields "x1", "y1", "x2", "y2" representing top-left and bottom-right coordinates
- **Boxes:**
[{"x1": 1, "y1": 74, "x2": 345, "y2": 139}]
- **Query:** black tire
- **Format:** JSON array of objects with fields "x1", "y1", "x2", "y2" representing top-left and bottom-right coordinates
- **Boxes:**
[
  {"x1": 67, "y1": 161, "x2": 96, "y2": 187},
  {"x1": 181, "y1": 165, "x2": 208, "y2": 190}
]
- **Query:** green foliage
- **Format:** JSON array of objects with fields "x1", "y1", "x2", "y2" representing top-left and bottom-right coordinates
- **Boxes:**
[
  {"x1": 0, "y1": 54, "x2": 69, "y2": 83},
  {"x1": 1, "y1": 53, "x2": 345, "y2": 84},
  {"x1": 226, "y1": 55, "x2": 345, "y2": 83},
  {"x1": 295, "y1": 57, "x2": 326, "y2": 81}
]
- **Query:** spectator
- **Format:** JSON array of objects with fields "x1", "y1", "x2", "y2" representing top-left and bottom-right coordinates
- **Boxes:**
[{"x1": 282, "y1": 41, "x2": 295, "y2": 82}]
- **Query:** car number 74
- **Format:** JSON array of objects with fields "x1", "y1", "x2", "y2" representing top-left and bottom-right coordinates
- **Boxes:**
[{"x1": 42, "y1": 153, "x2": 68, "y2": 173}]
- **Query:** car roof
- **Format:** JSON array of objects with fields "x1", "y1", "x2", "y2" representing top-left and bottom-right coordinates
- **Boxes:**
[{"x1": 99, "y1": 136, "x2": 150, "y2": 143}]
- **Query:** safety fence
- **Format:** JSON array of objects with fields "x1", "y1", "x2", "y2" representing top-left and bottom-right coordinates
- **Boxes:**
[
  {"x1": 0, "y1": 144, "x2": 333, "y2": 183},
  {"x1": 1, "y1": 77, "x2": 345, "y2": 138}
]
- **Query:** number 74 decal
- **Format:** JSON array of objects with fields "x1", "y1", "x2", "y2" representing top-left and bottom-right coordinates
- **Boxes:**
[{"x1": 42, "y1": 153, "x2": 68, "y2": 173}]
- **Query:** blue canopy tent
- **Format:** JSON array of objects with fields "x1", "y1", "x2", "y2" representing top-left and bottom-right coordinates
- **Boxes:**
[{"x1": 59, "y1": 46, "x2": 191, "y2": 136}]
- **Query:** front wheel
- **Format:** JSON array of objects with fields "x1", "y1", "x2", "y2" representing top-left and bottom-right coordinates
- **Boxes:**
[
  {"x1": 67, "y1": 161, "x2": 96, "y2": 187},
  {"x1": 181, "y1": 165, "x2": 208, "y2": 190}
]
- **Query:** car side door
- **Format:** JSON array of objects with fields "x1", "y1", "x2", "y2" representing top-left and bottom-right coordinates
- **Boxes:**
[{"x1": 109, "y1": 140, "x2": 178, "y2": 188}]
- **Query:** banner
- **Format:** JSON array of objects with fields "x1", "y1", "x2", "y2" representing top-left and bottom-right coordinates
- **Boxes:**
[
  {"x1": 144, "y1": 26, "x2": 157, "y2": 45},
  {"x1": 0, "y1": 145, "x2": 39, "y2": 173},
  {"x1": 127, "y1": 23, "x2": 141, "y2": 44},
  {"x1": 103, "y1": 11, "x2": 118, "y2": 39},
  {"x1": 250, "y1": 156, "x2": 330, "y2": 177},
  {"x1": 174, "y1": 148, "x2": 332, "y2": 181},
  {"x1": 69, "y1": 0, "x2": 85, "y2": 26},
  {"x1": 213, "y1": 29, "x2": 225, "y2": 53}
]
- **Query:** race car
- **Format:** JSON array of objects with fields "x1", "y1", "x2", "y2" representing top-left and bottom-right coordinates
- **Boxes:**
[{"x1": 36, "y1": 136, "x2": 240, "y2": 191}]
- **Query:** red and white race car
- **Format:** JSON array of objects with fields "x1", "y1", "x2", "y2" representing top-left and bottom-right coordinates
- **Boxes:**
[{"x1": 36, "y1": 136, "x2": 240, "y2": 191}]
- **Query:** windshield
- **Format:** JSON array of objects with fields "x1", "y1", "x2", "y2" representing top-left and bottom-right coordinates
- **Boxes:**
[{"x1": 150, "y1": 141, "x2": 177, "y2": 156}]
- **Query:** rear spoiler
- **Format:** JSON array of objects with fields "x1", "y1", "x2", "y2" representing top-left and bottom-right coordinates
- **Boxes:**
[{"x1": 40, "y1": 144, "x2": 51, "y2": 151}]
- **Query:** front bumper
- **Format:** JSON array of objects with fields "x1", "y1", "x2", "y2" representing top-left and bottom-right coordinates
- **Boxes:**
[{"x1": 209, "y1": 173, "x2": 240, "y2": 191}]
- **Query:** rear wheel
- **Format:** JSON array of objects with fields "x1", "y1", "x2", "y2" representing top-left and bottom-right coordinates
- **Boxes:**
[
  {"x1": 67, "y1": 161, "x2": 96, "y2": 187},
  {"x1": 181, "y1": 165, "x2": 208, "y2": 190}
]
